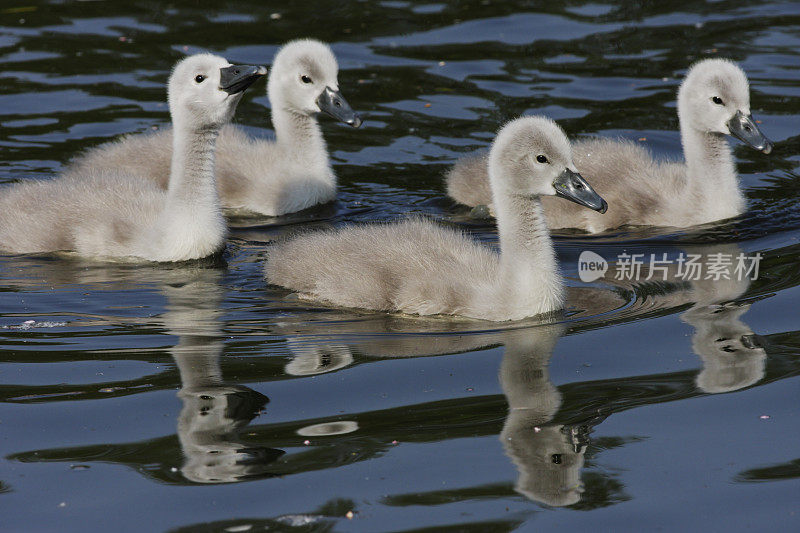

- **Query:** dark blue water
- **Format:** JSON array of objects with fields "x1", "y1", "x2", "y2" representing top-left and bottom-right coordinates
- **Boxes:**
[{"x1": 1, "y1": 1, "x2": 799, "y2": 531}]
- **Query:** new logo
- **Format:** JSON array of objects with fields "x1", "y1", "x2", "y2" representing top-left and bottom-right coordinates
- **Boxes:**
[{"x1": 578, "y1": 250, "x2": 608, "y2": 282}]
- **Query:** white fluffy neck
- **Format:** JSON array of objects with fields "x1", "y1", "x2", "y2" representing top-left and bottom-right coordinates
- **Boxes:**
[
  {"x1": 167, "y1": 122, "x2": 225, "y2": 223},
  {"x1": 680, "y1": 121, "x2": 745, "y2": 222},
  {"x1": 492, "y1": 189, "x2": 564, "y2": 316},
  {"x1": 147, "y1": 118, "x2": 226, "y2": 261},
  {"x1": 169, "y1": 124, "x2": 220, "y2": 202},
  {"x1": 272, "y1": 104, "x2": 332, "y2": 174}
]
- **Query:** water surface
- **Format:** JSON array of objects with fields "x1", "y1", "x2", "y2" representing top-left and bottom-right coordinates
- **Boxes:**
[{"x1": 1, "y1": 1, "x2": 799, "y2": 531}]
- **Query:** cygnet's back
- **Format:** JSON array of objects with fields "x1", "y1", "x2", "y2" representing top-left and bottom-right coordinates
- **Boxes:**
[
  {"x1": 268, "y1": 218, "x2": 498, "y2": 316},
  {"x1": 67, "y1": 129, "x2": 175, "y2": 189},
  {"x1": 541, "y1": 137, "x2": 682, "y2": 231},
  {"x1": 0, "y1": 171, "x2": 166, "y2": 256},
  {"x1": 447, "y1": 138, "x2": 673, "y2": 231}
]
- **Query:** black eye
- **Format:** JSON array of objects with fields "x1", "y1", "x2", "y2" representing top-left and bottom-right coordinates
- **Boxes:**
[
  {"x1": 536, "y1": 155, "x2": 548, "y2": 164},
  {"x1": 301, "y1": 75, "x2": 312, "y2": 84},
  {"x1": 712, "y1": 96, "x2": 724, "y2": 105},
  {"x1": 195, "y1": 75, "x2": 206, "y2": 83}
]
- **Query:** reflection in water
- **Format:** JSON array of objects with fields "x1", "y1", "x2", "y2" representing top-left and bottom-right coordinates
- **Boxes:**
[
  {"x1": 602, "y1": 243, "x2": 768, "y2": 394},
  {"x1": 278, "y1": 321, "x2": 602, "y2": 507},
  {"x1": 681, "y1": 246, "x2": 767, "y2": 394},
  {"x1": 272, "y1": 245, "x2": 769, "y2": 507},
  {"x1": 3, "y1": 244, "x2": 771, "y2": 496},
  {"x1": 674, "y1": 249, "x2": 767, "y2": 394},
  {"x1": 161, "y1": 275, "x2": 282, "y2": 484},
  {"x1": 4, "y1": 290, "x2": 787, "y2": 506},
  {"x1": 685, "y1": 301, "x2": 766, "y2": 394},
  {"x1": 284, "y1": 339, "x2": 353, "y2": 376},
  {"x1": 2, "y1": 266, "x2": 284, "y2": 484},
  {"x1": 497, "y1": 269, "x2": 766, "y2": 508},
  {"x1": 496, "y1": 325, "x2": 609, "y2": 507},
  {"x1": 177, "y1": 384, "x2": 278, "y2": 483},
  {"x1": 498, "y1": 325, "x2": 586, "y2": 507},
  {"x1": 1, "y1": 0, "x2": 798, "y2": 528},
  {"x1": 297, "y1": 421, "x2": 359, "y2": 437}
]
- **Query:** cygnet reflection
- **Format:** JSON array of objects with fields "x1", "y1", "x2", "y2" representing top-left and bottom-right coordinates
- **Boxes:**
[
  {"x1": 682, "y1": 298, "x2": 766, "y2": 393},
  {"x1": 162, "y1": 272, "x2": 284, "y2": 483},
  {"x1": 672, "y1": 245, "x2": 767, "y2": 393},
  {"x1": 603, "y1": 243, "x2": 767, "y2": 394},
  {"x1": 498, "y1": 324, "x2": 600, "y2": 507},
  {"x1": 272, "y1": 252, "x2": 768, "y2": 505},
  {"x1": 279, "y1": 316, "x2": 602, "y2": 507},
  {"x1": 284, "y1": 339, "x2": 353, "y2": 376}
]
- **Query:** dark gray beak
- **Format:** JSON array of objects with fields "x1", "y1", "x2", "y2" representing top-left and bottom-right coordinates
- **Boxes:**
[
  {"x1": 219, "y1": 64, "x2": 267, "y2": 95},
  {"x1": 740, "y1": 334, "x2": 763, "y2": 350},
  {"x1": 553, "y1": 168, "x2": 608, "y2": 213},
  {"x1": 316, "y1": 86, "x2": 362, "y2": 128},
  {"x1": 728, "y1": 110, "x2": 772, "y2": 154}
]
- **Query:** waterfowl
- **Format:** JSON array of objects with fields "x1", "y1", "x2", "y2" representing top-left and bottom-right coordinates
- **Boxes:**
[
  {"x1": 67, "y1": 39, "x2": 361, "y2": 217},
  {"x1": 0, "y1": 54, "x2": 265, "y2": 261},
  {"x1": 265, "y1": 116, "x2": 607, "y2": 321},
  {"x1": 446, "y1": 59, "x2": 772, "y2": 232}
]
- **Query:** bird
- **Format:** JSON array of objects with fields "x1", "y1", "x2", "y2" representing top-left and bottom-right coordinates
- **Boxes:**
[
  {"x1": 65, "y1": 39, "x2": 361, "y2": 217},
  {"x1": 0, "y1": 54, "x2": 266, "y2": 261},
  {"x1": 265, "y1": 116, "x2": 607, "y2": 321},
  {"x1": 446, "y1": 58, "x2": 772, "y2": 232}
]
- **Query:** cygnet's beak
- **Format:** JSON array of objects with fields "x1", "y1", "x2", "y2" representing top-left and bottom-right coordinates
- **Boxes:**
[
  {"x1": 553, "y1": 168, "x2": 608, "y2": 213},
  {"x1": 740, "y1": 334, "x2": 763, "y2": 350},
  {"x1": 219, "y1": 64, "x2": 268, "y2": 95},
  {"x1": 727, "y1": 110, "x2": 773, "y2": 154},
  {"x1": 316, "y1": 86, "x2": 362, "y2": 128}
]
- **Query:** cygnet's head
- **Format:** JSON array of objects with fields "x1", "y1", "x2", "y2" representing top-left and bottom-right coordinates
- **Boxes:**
[
  {"x1": 267, "y1": 39, "x2": 362, "y2": 127},
  {"x1": 488, "y1": 116, "x2": 607, "y2": 213},
  {"x1": 688, "y1": 303, "x2": 767, "y2": 394},
  {"x1": 502, "y1": 421, "x2": 586, "y2": 507},
  {"x1": 168, "y1": 53, "x2": 267, "y2": 129},
  {"x1": 678, "y1": 58, "x2": 772, "y2": 153}
]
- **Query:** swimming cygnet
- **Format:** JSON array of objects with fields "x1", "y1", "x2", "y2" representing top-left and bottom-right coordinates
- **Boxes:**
[
  {"x1": 265, "y1": 116, "x2": 607, "y2": 321},
  {"x1": 0, "y1": 54, "x2": 265, "y2": 261},
  {"x1": 446, "y1": 58, "x2": 772, "y2": 232}
]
